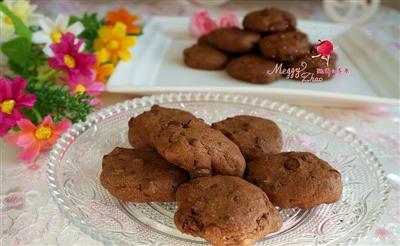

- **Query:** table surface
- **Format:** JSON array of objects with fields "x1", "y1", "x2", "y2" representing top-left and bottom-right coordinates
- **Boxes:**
[{"x1": 1, "y1": 1, "x2": 400, "y2": 245}]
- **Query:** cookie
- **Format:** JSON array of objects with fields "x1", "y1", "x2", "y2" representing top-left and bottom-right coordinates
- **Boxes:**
[
  {"x1": 197, "y1": 34, "x2": 211, "y2": 46},
  {"x1": 226, "y1": 54, "x2": 281, "y2": 84},
  {"x1": 100, "y1": 148, "x2": 189, "y2": 202},
  {"x1": 156, "y1": 118, "x2": 246, "y2": 177},
  {"x1": 128, "y1": 105, "x2": 197, "y2": 150},
  {"x1": 128, "y1": 105, "x2": 246, "y2": 177},
  {"x1": 212, "y1": 115, "x2": 283, "y2": 160},
  {"x1": 243, "y1": 8, "x2": 296, "y2": 33},
  {"x1": 284, "y1": 45, "x2": 337, "y2": 81},
  {"x1": 207, "y1": 27, "x2": 261, "y2": 53},
  {"x1": 184, "y1": 44, "x2": 229, "y2": 70},
  {"x1": 246, "y1": 152, "x2": 342, "y2": 209},
  {"x1": 174, "y1": 176, "x2": 283, "y2": 246},
  {"x1": 259, "y1": 31, "x2": 310, "y2": 62}
]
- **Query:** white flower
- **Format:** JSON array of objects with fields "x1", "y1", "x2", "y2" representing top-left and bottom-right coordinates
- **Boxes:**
[
  {"x1": 0, "y1": 0, "x2": 42, "y2": 42},
  {"x1": 32, "y1": 14, "x2": 84, "y2": 56}
]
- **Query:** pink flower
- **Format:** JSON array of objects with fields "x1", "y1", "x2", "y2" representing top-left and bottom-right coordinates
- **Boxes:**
[
  {"x1": 66, "y1": 74, "x2": 105, "y2": 96},
  {"x1": 0, "y1": 77, "x2": 36, "y2": 136},
  {"x1": 4, "y1": 115, "x2": 71, "y2": 163},
  {"x1": 217, "y1": 12, "x2": 240, "y2": 28},
  {"x1": 48, "y1": 33, "x2": 96, "y2": 82},
  {"x1": 189, "y1": 10, "x2": 217, "y2": 37}
]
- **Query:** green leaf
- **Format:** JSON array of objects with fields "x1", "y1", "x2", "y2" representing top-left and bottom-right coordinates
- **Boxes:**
[
  {"x1": 1, "y1": 38, "x2": 46, "y2": 78},
  {"x1": 0, "y1": 2, "x2": 32, "y2": 40},
  {"x1": 7, "y1": 59, "x2": 25, "y2": 76},
  {"x1": 23, "y1": 79, "x2": 95, "y2": 125},
  {"x1": 69, "y1": 13, "x2": 105, "y2": 51},
  {"x1": 1, "y1": 37, "x2": 31, "y2": 74}
]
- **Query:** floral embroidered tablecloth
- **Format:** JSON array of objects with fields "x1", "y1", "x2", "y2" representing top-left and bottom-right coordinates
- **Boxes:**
[{"x1": 1, "y1": 0, "x2": 399, "y2": 245}]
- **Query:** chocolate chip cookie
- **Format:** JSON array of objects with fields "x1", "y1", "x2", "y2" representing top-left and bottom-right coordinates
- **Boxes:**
[
  {"x1": 207, "y1": 27, "x2": 261, "y2": 53},
  {"x1": 285, "y1": 45, "x2": 337, "y2": 81},
  {"x1": 246, "y1": 152, "x2": 342, "y2": 209},
  {"x1": 243, "y1": 8, "x2": 296, "y2": 33},
  {"x1": 226, "y1": 54, "x2": 281, "y2": 84},
  {"x1": 212, "y1": 115, "x2": 283, "y2": 160},
  {"x1": 174, "y1": 176, "x2": 283, "y2": 246},
  {"x1": 128, "y1": 105, "x2": 197, "y2": 150},
  {"x1": 129, "y1": 105, "x2": 246, "y2": 177},
  {"x1": 184, "y1": 44, "x2": 229, "y2": 70},
  {"x1": 197, "y1": 34, "x2": 211, "y2": 46},
  {"x1": 100, "y1": 148, "x2": 189, "y2": 202},
  {"x1": 259, "y1": 31, "x2": 310, "y2": 62}
]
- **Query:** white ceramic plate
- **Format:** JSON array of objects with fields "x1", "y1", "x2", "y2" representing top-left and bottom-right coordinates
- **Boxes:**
[{"x1": 107, "y1": 17, "x2": 399, "y2": 107}]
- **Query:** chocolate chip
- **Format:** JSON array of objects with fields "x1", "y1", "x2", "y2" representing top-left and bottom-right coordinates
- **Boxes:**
[
  {"x1": 191, "y1": 207, "x2": 200, "y2": 215},
  {"x1": 182, "y1": 120, "x2": 192, "y2": 128},
  {"x1": 300, "y1": 155, "x2": 308, "y2": 161},
  {"x1": 182, "y1": 216, "x2": 202, "y2": 232},
  {"x1": 241, "y1": 123, "x2": 250, "y2": 131},
  {"x1": 223, "y1": 214, "x2": 230, "y2": 221},
  {"x1": 188, "y1": 138, "x2": 196, "y2": 146},
  {"x1": 233, "y1": 196, "x2": 240, "y2": 202},
  {"x1": 284, "y1": 158, "x2": 300, "y2": 170}
]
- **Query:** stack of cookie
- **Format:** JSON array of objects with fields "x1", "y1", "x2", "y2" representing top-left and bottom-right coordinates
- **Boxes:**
[
  {"x1": 183, "y1": 8, "x2": 337, "y2": 84},
  {"x1": 100, "y1": 105, "x2": 343, "y2": 246}
]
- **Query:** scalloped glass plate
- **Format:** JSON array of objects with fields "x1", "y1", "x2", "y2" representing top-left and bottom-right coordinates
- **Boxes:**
[{"x1": 46, "y1": 92, "x2": 390, "y2": 246}]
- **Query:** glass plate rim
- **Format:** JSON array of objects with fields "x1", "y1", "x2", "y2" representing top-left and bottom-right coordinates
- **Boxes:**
[{"x1": 46, "y1": 92, "x2": 391, "y2": 245}]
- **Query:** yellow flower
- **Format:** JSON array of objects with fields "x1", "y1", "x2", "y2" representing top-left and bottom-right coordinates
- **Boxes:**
[
  {"x1": 94, "y1": 22, "x2": 136, "y2": 64},
  {"x1": 93, "y1": 50, "x2": 115, "y2": 83},
  {"x1": 0, "y1": 0, "x2": 42, "y2": 42}
]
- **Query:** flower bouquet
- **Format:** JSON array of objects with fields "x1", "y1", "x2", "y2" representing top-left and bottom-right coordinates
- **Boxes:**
[{"x1": 0, "y1": 0, "x2": 142, "y2": 164}]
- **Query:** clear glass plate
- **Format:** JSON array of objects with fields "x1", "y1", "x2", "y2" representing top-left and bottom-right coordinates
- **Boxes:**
[{"x1": 46, "y1": 92, "x2": 390, "y2": 245}]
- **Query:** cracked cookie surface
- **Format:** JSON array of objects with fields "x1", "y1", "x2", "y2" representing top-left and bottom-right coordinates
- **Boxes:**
[
  {"x1": 212, "y1": 115, "x2": 283, "y2": 160},
  {"x1": 174, "y1": 176, "x2": 282, "y2": 246},
  {"x1": 128, "y1": 105, "x2": 197, "y2": 150},
  {"x1": 259, "y1": 31, "x2": 310, "y2": 62},
  {"x1": 246, "y1": 152, "x2": 342, "y2": 209},
  {"x1": 128, "y1": 105, "x2": 246, "y2": 177},
  {"x1": 100, "y1": 148, "x2": 189, "y2": 202}
]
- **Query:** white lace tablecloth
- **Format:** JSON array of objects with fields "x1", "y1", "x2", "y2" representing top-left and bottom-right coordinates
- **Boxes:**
[
  {"x1": 1, "y1": 104, "x2": 399, "y2": 246},
  {"x1": 2, "y1": 1, "x2": 400, "y2": 245}
]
